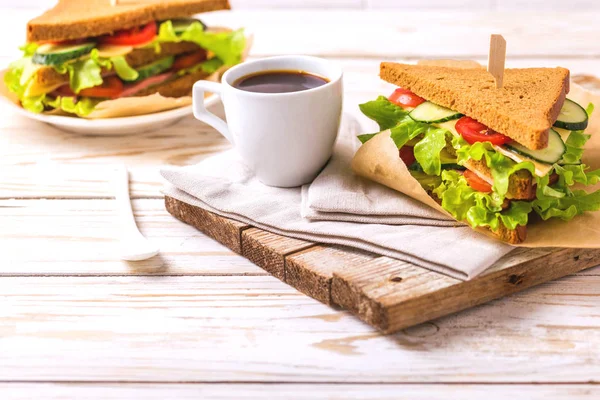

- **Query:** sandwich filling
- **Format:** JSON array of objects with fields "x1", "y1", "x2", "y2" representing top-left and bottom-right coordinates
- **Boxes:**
[
  {"x1": 5, "y1": 19, "x2": 245, "y2": 116},
  {"x1": 358, "y1": 88, "x2": 600, "y2": 241}
]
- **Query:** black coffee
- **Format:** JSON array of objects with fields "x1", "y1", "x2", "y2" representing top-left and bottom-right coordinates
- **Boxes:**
[{"x1": 233, "y1": 70, "x2": 329, "y2": 93}]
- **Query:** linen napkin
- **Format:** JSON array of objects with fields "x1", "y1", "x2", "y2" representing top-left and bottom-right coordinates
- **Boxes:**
[
  {"x1": 302, "y1": 115, "x2": 458, "y2": 226},
  {"x1": 161, "y1": 115, "x2": 513, "y2": 279}
]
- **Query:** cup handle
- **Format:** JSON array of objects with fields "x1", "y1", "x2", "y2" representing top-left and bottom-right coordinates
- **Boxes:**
[{"x1": 192, "y1": 80, "x2": 235, "y2": 144}]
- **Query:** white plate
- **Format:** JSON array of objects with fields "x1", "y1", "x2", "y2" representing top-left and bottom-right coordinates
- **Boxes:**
[{"x1": 0, "y1": 84, "x2": 219, "y2": 135}]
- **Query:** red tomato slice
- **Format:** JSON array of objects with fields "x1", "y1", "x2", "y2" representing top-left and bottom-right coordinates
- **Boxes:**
[
  {"x1": 455, "y1": 116, "x2": 512, "y2": 146},
  {"x1": 55, "y1": 84, "x2": 76, "y2": 97},
  {"x1": 78, "y1": 76, "x2": 124, "y2": 99},
  {"x1": 399, "y1": 146, "x2": 416, "y2": 166},
  {"x1": 172, "y1": 51, "x2": 207, "y2": 71},
  {"x1": 388, "y1": 88, "x2": 425, "y2": 108},
  {"x1": 464, "y1": 170, "x2": 493, "y2": 193},
  {"x1": 99, "y1": 22, "x2": 157, "y2": 46}
]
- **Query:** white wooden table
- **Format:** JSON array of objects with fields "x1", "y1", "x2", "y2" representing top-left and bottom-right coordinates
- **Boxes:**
[{"x1": 1, "y1": 8, "x2": 600, "y2": 399}]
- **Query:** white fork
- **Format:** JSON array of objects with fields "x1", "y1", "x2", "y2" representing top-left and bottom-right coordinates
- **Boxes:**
[{"x1": 114, "y1": 164, "x2": 159, "y2": 261}]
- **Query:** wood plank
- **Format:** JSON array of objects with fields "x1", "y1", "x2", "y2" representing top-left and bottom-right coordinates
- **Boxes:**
[
  {"x1": 241, "y1": 228, "x2": 315, "y2": 280},
  {"x1": 2, "y1": 383, "x2": 600, "y2": 400},
  {"x1": 166, "y1": 198, "x2": 600, "y2": 332},
  {"x1": 1, "y1": 275, "x2": 599, "y2": 382},
  {"x1": 0, "y1": 198, "x2": 259, "y2": 276},
  {"x1": 332, "y1": 248, "x2": 600, "y2": 333},
  {"x1": 285, "y1": 245, "x2": 377, "y2": 305},
  {"x1": 165, "y1": 196, "x2": 249, "y2": 254}
]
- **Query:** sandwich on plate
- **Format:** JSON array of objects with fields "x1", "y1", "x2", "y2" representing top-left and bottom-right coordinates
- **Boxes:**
[
  {"x1": 353, "y1": 62, "x2": 600, "y2": 244},
  {"x1": 4, "y1": 0, "x2": 247, "y2": 118}
]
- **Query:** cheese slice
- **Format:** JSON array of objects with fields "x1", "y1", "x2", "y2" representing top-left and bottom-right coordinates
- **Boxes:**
[
  {"x1": 96, "y1": 44, "x2": 134, "y2": 58},
  {"x1": 436, "y1": 120, "x2": 554, "y2": 177}
]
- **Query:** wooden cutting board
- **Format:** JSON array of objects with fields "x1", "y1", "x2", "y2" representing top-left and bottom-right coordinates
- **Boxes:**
[{"x1": 165, "y1": 196, "x2": 600, "y2": 334}]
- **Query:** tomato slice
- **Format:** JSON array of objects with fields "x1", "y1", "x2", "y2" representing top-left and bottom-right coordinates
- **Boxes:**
[
  {"x1": 399, "y1": 146, "x2": 416, "y2": 166},
  {"x1": 99, "y1": 22, "x2": 157, "y2": 46},
  {"x1": 455, "y1": 116, "x2": 512, "y2": 146},
  {"x1": 171, "y1": 51, "x2": 207, "y2": 71},
  {"x1": 388, "y1": 88, "x2": 425, "y2": 108},
  {"x1": 78, "y1": 76, "x2": 124, "y2": 99},
  {"x1": 464, "y1": 170, "x2": 493, "y2": 193}
]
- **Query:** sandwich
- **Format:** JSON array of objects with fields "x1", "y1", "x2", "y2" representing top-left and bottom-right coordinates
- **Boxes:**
[
  {"x1": 4, "y1": 0, "x2": 246, "y2": 118},
  {"x1": 353, "y1": 62, "x2": 600, "y2": 244}
]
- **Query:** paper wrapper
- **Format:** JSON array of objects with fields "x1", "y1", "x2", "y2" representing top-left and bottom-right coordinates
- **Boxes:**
[{"x1": 352, "y1": 82, "x2": 600, "y2": 248}]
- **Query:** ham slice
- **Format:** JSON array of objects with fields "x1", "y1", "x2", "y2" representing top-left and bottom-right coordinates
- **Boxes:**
[{"x1": 119, "y1": 72, "x2": 174, "y2": 98}]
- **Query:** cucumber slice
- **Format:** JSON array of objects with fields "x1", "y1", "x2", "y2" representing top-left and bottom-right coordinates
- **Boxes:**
[
  {"x1": 554, "y1": 98, "x2": 588, "y2": 130},
  {"x1": 132, "y1": 56, "x2": 174, "y2": 82},
  {"x1": 506, "y1": 128, "x2": 566, "y2": 164},
  {"x1": 32, "y1": 42, "x2": 95, "y2": 66},
  {"x1": 170, "y1": 18, "x2": 207, "y2": 34},
  {"x1": 409, "y1": 101, "x2": 463, "y2": 123}
]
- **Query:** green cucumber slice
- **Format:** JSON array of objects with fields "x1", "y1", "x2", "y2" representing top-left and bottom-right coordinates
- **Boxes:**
[
  {"x1": 554, "y1": 98, "x2": 588, "y2": 130},
  {"x1": 132, "y1": 56, "x2": 174, "y2": 82},
  {"x1": 170, "y1": 18, "x2": 207, "y2": 34},
  {"x1": 505, "y1": 128, "x2": 566, "y2": 164},
  {"x1": 32, "y1": 42, "x2": 95, "y2": 66},
  {"x1": 409, "y1": 101, "x2": 463, "y2": 123}
]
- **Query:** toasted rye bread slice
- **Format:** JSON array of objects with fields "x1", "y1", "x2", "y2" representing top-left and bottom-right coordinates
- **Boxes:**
[
  {"x1": 27, "y1": 0, "x2": 230, "y2": 43},
  {"x1": 33, "y1": 42, "x2": 202, "y2": 89},
  {"x1": 132, "y1": 68, "x2": 209, "y2": 98},
  {"x1": 380, "y1": 62, "x2": 570, "y2": 150},
  {"x1": 488, "y1": 222, "x2": 527, "y2": 244}
]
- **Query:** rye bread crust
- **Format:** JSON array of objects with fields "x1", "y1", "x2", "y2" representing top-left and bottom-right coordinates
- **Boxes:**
[
  {"x1": 132, "y1": 68, "x2": 209, "y2": 97},
  {"x1": 27, "y1": 0, "x2": 230, "y2": 43},
  {"x1": 380, "y1": 62, "x2": 570, "y2": 150}
]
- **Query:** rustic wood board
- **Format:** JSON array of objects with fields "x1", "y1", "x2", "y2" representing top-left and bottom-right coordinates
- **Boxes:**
[{"x1": 165, "y1": 196, "x2": 600, "y2": 333}]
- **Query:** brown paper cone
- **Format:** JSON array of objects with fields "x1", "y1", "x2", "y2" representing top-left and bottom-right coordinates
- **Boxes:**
[{"x1": 352, "y1": 82, "x2": 600, "y2": 248}]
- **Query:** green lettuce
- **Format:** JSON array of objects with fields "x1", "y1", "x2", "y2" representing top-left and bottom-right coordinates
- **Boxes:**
[
  {"x1": 532, "y1": 163, "x2": 600, "y2": 220},
  {"x1": 44, "y1": 96, "x2": 99, "y2": 116},
  {"x1": 561, "y1": 129, "x2": 590, "y2": 164},
  {"x1": 359, "y1": 96, "x2": 409, "y2": 131},
  {"x1": 16, "y1": 94, "x2": 98, "y2": 116},
  {"x1": 175, "y1": 57, "x2": 224, "y2": 77},
  {"x1": 157, "y1": 20, "x2": 246, "y2": 66},
  {"x1": 432, "y1": 170, "x2": 532, "y2": 231}
]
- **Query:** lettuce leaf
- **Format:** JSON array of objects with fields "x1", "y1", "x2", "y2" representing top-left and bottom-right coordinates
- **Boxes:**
[
  {"x1": 413, "y1": 127, "x2": 447, "y2": 175},
  {"x1": 533, "y1": 167, "x2": 600, "y2": 220},
  {"x1": 157, "y1": 21, "x2": 246, "y2": 66},
  {"x1": 90, "y1": 50, "x2": 139, "y2": 82},
  {"x1": 175, "y1": 57, "x2": 224, "y2": 77},
  {"x1": 45, "y1": 96, "x2": 99, "y2": 116},
  {"x1": 455, "y1": 140, "x2": 536, "y2": 197},
  {"x1": 432, "y1": 170, "x2": 531, "y2": 231},
  {"x1": 561, "y1": 130, "x2": 590, "y2": 164},
  {"x1": 359, "y1": 96, "x2": 409, "y2": 131}
]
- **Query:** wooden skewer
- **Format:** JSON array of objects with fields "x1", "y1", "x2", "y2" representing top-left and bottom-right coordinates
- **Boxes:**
[{"x1": 488, "y1": 34, "x2": 507, "y2": 89}]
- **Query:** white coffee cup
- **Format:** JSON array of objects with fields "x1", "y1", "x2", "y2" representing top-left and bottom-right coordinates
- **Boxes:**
[{"x1": 192, "y1": 55, "x2": 343, "y2": 187}]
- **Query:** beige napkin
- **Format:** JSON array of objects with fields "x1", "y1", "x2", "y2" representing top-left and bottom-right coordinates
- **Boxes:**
[
  {"x1": 161, "y1": 136, "x2": 513, "y2": 280},
  {"x1": 302, "y1": 115, "x2": 459, "y2": 226}
]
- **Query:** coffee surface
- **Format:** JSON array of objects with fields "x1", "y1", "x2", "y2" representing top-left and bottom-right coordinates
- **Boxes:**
[{"x1": 233, "y1": 70, "x2": 329, "y2": 93}]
